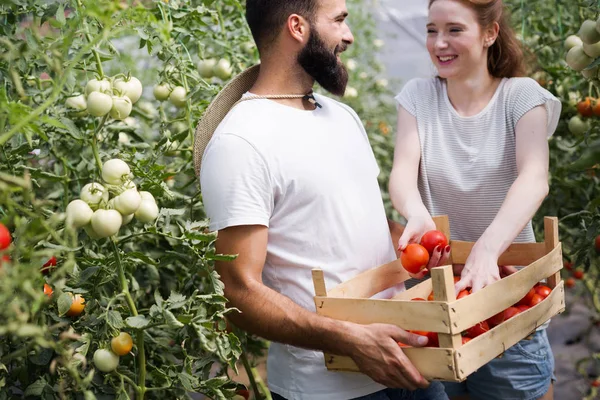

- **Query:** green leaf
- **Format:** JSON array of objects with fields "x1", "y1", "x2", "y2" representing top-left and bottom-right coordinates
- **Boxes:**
[
  {"x1": 164, "y1": 310, "x2": 184, "y2": 328},
  {"x1": 24, "y1": 378, "x2": 47, "y2": 397},
  {"x1": 57, "y1": 293, "x2": 73, "y2": 316},
  {"x1": 126, "y1": 251, "x2": 158, "y2": 266},
  {"x1": 106, "y1": 310, "x2": 125, "y2": 330},
  {"x1": 126, "y1": 315, "x2": 150, "y2": 329},
  {"x1": 55, "y1": 4, "x2": 66, "y2": 26}
]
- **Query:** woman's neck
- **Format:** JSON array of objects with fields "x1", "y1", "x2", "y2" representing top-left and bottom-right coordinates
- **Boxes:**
[{"x1": 446, "y1": 69, "x2": 501, "y2": 117}]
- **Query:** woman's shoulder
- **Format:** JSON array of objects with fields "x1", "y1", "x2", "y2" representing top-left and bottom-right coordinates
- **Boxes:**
[
  {"x1": 502, "y1": 76, "x2": 545, "y2": 97},
  {"x1": 400, "y1": 76, "x2": 442, "y2": 94}
]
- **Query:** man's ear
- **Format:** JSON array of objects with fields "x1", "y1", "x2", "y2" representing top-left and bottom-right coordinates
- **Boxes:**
[{"x1": 287, "y1": 14, "x2": 310, "y2": 45}]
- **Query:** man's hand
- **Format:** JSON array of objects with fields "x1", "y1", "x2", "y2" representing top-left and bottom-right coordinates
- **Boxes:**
[{"x1": 345, "y1": 322, "x2": 431, "y2": 390}]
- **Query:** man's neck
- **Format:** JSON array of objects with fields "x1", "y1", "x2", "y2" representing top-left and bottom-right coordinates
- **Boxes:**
[{"x1": 250, "y1": 59, "x2": 317, "y2": 110}]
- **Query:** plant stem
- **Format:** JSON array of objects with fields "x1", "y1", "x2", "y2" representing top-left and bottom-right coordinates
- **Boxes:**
[
  {"x1": 240, "y1": 350, "x2": 262, "y2": 400},
  {"x1": 92, "y1": 115, "x2": 108, "y2": 174},
  {"x1": 110, "y1": 239, "x2": 146, "y2": 399}
]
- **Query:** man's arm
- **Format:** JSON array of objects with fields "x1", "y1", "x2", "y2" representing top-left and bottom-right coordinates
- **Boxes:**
[{"x1": 215, "y1": 224, "x2": 430, "y2": 390}]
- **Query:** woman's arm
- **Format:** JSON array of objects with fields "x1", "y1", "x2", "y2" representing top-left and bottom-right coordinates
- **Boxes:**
[{"x1": 456, "y1": 105, "x2": 550, "y2": 292}]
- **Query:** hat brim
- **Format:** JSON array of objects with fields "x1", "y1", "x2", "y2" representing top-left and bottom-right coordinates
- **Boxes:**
[{"x1": 193, "y1": 64, "x2": 261, "y2": 178}]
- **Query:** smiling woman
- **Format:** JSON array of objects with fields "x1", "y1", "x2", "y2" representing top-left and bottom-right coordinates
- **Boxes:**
[{"x1": 389, "y1": 0, "x2": 560, "y2": 399}]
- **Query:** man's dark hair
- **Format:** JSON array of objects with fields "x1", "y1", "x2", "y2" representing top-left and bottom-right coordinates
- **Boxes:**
[{"x1": 246, "y1": 0, "x2": 318, "y2": 53}]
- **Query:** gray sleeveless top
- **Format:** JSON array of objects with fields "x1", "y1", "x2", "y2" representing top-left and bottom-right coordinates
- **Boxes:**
[{"x1": 395, "y1": 77, "x2": 561, "y2": 243}]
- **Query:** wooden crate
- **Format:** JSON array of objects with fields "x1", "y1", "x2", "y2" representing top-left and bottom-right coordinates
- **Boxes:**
[{"x1": 311, "y1": 216, "x2": 565, "y2": 382}]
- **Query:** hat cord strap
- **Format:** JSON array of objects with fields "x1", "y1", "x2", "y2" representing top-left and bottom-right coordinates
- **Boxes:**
[{"x1": 233, "y1": 92, "x2": 322, "y2": 108}]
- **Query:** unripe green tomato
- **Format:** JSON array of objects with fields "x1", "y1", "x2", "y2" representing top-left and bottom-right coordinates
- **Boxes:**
[
  {"x1": 80, "y1": 183, "x2": 109, "y2": 206},
  {"x1": 87, "y1": 92, "x2": 113, "y2": 117},
  {"x1": 566, "y1": 46, "x2": 592, "y2": 71},
  {"x1": 582, "y1": 66, "x2": 599, "y2": 79},
  {"x1": 113, "y1": 76, "x2": 143, "y2": 104},
  {"x1": 113, "y1": 188, "x2": 142, "y2": 215},
  {"x1": 565, "y1": 35, "x2": 583, "y2": 51},
  {"x1": 198, "y1": 59, "x2": 217, "y2": 78},
  {"x1": 213, "y1": 59, "x2": 233, "y2": 80},
  {"x1": 135, "y1": 200, "x2": 159, "y2": 222},
  {"x1": 66, "y1": 199, "x2": 94, "y2": 228},
  {"x1": 568, "y1": 115, "x2": 589, "y2": 136},
  {"x1": 169, "y1": 86, "x2": 187, "y2": 108},
  {"x1": 85, "y1": 78, "x2": 112, "y2": 96},
  {"x1": 580, "y1": 20, "x2": 600, "y2": 44},
  {"x1": 102, "y1": 159, "x2": 131, "y2": 185},
  {"x1": 139, "y1": 191, "x2": 155, "y2": 203},
  {"x1": 583, "y1": 41, "x2": 600, "y2": 58},
  {"x1": 66, "y1": 94, "x2": 87, "y2": 111},
  {"x1": 110, "y1": 95, "x2": 133, "y2": 120},
  {"x1": 93, "y1": 349, "x2": 119, "y2": 373},
  {"x1": 91, "y1": 209, "x2": 122, "y2": 238},
  {"x1": 153, "y1": 83, "x2": 172, "y2": 101}
]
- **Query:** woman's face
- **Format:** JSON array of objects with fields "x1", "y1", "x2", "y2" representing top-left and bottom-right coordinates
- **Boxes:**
[{"x1": 426, "y1": 0, "x2": 495, "y2": 80}]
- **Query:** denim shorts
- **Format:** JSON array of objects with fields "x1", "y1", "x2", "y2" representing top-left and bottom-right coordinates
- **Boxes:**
[
  {"x1": 443, "y1": 329, "x2": 555, "y2": 400},
  {"x1": 271, "y1": 380, "x2": 449, "y2": 400}
]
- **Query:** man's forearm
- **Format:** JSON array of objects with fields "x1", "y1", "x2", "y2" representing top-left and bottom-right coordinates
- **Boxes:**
[{"x1": 226, "y1": 279, "x2": 356, "y2": 356}]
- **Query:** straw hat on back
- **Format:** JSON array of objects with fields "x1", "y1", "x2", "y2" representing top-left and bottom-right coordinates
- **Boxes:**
[{"x1": 193, "y1": 64, "x2": 261, "y2": 178}]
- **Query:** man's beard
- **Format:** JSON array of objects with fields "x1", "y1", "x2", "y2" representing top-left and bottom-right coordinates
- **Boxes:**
[{"x1": 297, "y1": 27, "x2": 349, "y2": 96}]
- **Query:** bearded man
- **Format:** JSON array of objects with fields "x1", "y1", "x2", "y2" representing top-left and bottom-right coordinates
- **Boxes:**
[{"x1": 198, "y1": 1, "x2": 449, "y2": 399}]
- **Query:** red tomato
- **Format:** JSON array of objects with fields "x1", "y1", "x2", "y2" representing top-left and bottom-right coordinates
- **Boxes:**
[
  {"x1": 529, "y1": 294, "x2": 544, "y2": 307},
  {"x1": 420, "y1": 230, "x2": 448, "y2": 255},
  {"x1": 454, "y1": 276, "x2": 461, "y2": 283},
  {"x1": 236, "y1": 389, "x2": 250, "y2": 400},
  {"x1": 426, "y1": 332, "x2": 439, "y2": 348},
  {"x1": 563, "y1": 260, "x2": 573, "y2": 270},
  {"x1": 461, "y1": 336, "x2": 472, "y2": 345},
  {"x1": 565, "y1": 278, "x2": 576, "y2": 288},
  {"x1": 457, "y1": 289, "x2": 471, "y2": 299},
  {"x1": 535, "y1": 285, "x2": 552, "y2": 299},
  {"x1": 0, "y1": 223, "x2": 11, "y2": 250},
  {"x1": 516, "y1": 304, "x2": 530, "y2": 312},
  {"x1": 400, "y1": 244, "x2": 430, "y2": 274},
  {"x1": 410, "y1": 330, "x2": 429, "y2": 336},
  {"x1": 503, "y1": 306, "x2": 521, "y2": 320},
  {"x1": 577, "y1": 97, "x2": 594, "y2": 117},
  {"x1": 517, "y1": 287, "x2": 536, "y2": 306},
  {"x1": 574, "y1": 270, "x2": 584, "y2": 280},
  {"x1": 43, "y1": 284, "x2": 53, "y2": 298},
  {"x1": 592, "y1": 379, "x2": 600, "y2": 388},
  {"x1": 397, "y1": 342, "x2": 409, "y2": 347},
  {"x1": 41, "y1": 256, "x2": 57, "y2": 275},
  {"x1": 427, "y1": 291, "x2": 435, "y2": 301},
  {"x1": 411, "y1": 297, "x2": 426, "y2": 301},
  {"x1": 466, "y1": 321, "x2": 490, "y2": 338},
  {"x1": 0, "y1": 254, "x2": 10, "y2": 266},
  {"x1": 595, "y1": 235, "x2": 600, "y2": 253},
  {"x1": 487, "y1": 310, "x2": 506, "y2": 327}
]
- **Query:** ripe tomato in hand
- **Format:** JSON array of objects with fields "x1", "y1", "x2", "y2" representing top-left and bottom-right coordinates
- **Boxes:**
[
  {"x1": 420, "y1": 230, "x2": 448, "y2": 255},
  {"x1": 529, "y1": 294, "x2": 544, "y2": 307},
  {"x1": 0, "y1": 223, "x2": 11, "y2": 250},
  {"x1": 535, "y1": 285, "x2": 551, "y2": 299},
  {"x1": 466, "y1": 321, "x2": 489, "y2": 338},
  {"x1": 400, "y1": 243, "x2": 430, "y2": 274},
  {"x1": 517, "y1": 287, "x2": 536, "y2": 306}
]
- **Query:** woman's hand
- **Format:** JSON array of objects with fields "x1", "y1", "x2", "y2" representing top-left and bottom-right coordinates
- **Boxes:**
[
  {"x1": 398, "y1": 215, "x2": 451, "y2": 279},
  {"x1": 454, "y1": 241, "x2": 517, "y2": 293}
]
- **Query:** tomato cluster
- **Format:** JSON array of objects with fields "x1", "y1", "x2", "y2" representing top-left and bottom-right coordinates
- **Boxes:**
[
  {"x1": 398, "y1": 281, "x2": 553, "y2": 348},
  {"x1": 400, "y1": 230, "x2": 448, "y2": 274}
]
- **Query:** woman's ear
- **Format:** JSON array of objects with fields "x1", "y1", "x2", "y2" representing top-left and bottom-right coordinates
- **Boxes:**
[{"x1": 484, "y1": 21, "x2": 500, "y2": 47}]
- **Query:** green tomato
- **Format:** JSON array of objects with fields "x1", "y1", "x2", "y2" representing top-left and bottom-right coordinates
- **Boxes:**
[
  {"x1": 583, "y1": 41, "x2": 600, "y2": 58},
  {"x1": 565, "y1": 35, "x2": 583, "y2": 51},
  {"x1": 153, "y1": 83, "x2": 172, "y2": 101},
  {"x1": 566, "y1": 46, "x2": 592, "y2": 71},
  {"x1": 169, "y1": 86, "x2": 187, "y2": 108},
  {"x1": 102, "y1": 159, "x2": 131, "y2": 185},
  {"x1": 80, "y1": 183, "x2": 109, "y2": 206},
  {"x1": 122, "y1": 213, "x2": 134, "y2": 225},
  {"x1": 579, "y1": 20, "x2": 600, "y2": 45},
  {"x1": 582, "y1": 66, "x2": 599, "y2": 79},
  {"x1": 66, "y1": 94, "x2": 87, "y2": 111},
  {"x1": 198, "y1": 59, "x2": 217, "y2": 78},
  {"x1": 91, "y1": 209, "x2": 122, "y2": 238},
  {"x1": 344, "y1": 87, "x2": 358, "y2": 99},
  {"x1": 568, "y1": 116, "x2": 590, "y2": 136},
  {"x1": 241, "y1": 41, "x2": 255, "y2": 54},
  {"x1": 113, "y1": 76, "x2": 143, "y2": 104},
  {"x1": 93, "y1": 349, "x2": 119, "y2": 373},
  {"x1": 110, "y1": 95, "x2": 133, "y2": 120},
  {"x1": 113, "y1": 188, "x2": 142, "y2": 215},
  {"x1": 66, "y1": 199, "x2": 94, "y2": 228},
  {"x1": 139, "y1": 191, "x2": 155, "y2": 203},
  {"x1": 87, "y1": 92, "x2": 113, "y2": 117},
  {"x1": 135, "y1": 200, "x2": 159, "y2": 223},
  {"x1": 85, "y1": 78, "x2": 112, "y2": 96},
  {"x1": 213, "y1": 59, "x2": 233, "y2": 80}
]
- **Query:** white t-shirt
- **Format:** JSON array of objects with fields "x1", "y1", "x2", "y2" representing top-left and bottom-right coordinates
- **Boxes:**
[{"x1": 200, "y1": 93, "x2": 399, "y2": 400}]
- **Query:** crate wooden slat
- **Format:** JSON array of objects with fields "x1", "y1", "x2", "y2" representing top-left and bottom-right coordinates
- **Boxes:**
[{"x1": 312, "y1": 215, "x2": 565, "y2": 382}]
